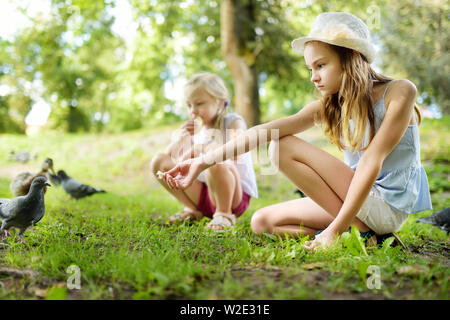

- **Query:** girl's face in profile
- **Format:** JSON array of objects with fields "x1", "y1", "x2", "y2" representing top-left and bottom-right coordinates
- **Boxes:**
[
  {"x1": 304, "y1": 41, "x2": 343, "y2": 96},
  {"x1": 186, "y1": 88, "x2": 221, "y2": 128}
]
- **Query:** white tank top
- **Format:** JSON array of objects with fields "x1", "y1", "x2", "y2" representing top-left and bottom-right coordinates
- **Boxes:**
[{"x1": 193, "y1": 113, "x2": 258, "y2": 198}]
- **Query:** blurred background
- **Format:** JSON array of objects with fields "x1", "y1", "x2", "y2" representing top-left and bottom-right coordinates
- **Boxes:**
[
  {"x1": 0, "y1": 1, "x2": 448, "y2": 301},
  {"x1": 0, "y1": 0, "x2": 447, "y2": 135}
]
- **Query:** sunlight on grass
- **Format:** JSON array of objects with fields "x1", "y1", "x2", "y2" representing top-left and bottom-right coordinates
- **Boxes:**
[{"x1": 0, "y1": 118, "x2": 448, "y2": 299}]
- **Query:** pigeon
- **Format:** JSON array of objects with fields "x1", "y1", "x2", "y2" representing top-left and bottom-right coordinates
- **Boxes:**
[
  {"x1": 57, "y1": 170, "x2": 106, "y2": 199},
  {"x1": 43, "y1": 158, "x2": 61, "y2": 186},
  {"x1": 9, "y1": 151, "x2": 31, "y2": 163},
  {"x1": 9, "y1": 158, "x2": 55, "y2": 196},
  {"x1": 0, "y1": 176, "x2": 50, "y2": 243},
  {"x1": 416, "y1": 207, "x2": 450, "y2": 235}
]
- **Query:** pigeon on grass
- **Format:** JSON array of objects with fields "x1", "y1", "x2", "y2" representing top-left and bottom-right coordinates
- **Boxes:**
[
  {"x1": 58, "y1": 170, "x2": 106, "y2": 199},
  {"x1": 416, "y1": 207, "x2": 450, "y2": 235},
  {"x1": 0, "y1": 177, "x2": 50, "y2": 243},
  {"x1": 10, "y1": 158, "x2": 55, "y2": 196},
  {"x1": 9, "y1": 151, "x2": 33, "y2": 163}
]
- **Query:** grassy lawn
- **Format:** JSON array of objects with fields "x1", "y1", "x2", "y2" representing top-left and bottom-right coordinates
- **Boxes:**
[{"x1": 0, "y1": 117, "x2": 448, "y2": 300}]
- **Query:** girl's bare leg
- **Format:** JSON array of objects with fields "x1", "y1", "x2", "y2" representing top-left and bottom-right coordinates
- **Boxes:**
[
  {"x1": 251, "y1": 197, "x2": 335, "y2": 237},
  {"x1": 251, "y1": 135, "x2": 371, "y2": 238},
  {"x1": 205, "y1": 161, "x2": 243, "y2": 213}
]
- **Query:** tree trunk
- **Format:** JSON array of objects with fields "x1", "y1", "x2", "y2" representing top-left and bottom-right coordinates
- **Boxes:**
[{"x1": 221, "y1": 0, "x2": 260, "y2": 127}]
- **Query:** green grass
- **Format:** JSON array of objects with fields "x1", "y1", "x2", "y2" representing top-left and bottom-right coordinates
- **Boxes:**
[{"x1": 0, "y1": 118, "x2": 448, "y2": 300}]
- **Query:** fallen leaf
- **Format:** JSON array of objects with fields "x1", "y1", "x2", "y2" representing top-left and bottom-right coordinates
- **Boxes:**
[
  {"x1": 28, "y1": 286, "x2": 48, "y2": 298},
  {"x1": 396, "y1": 265, "x2": 429, "y2": 276},
  {"x1": 302, "y1": 262, "x2": 325, "y2": 270},
  {"x1": 208, "y1": 293, "x2": 218, "y2": 300}
]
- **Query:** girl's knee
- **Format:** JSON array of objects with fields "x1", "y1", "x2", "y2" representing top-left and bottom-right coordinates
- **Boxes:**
[
  {"x1": 205, "y1": 162, "x2": 233, "y2": 179},
  {"x1": 250, "y1": 210, "x2": 272, "y2": 235},
  {"x1": 268, "y1": 138, "x2": 292, "y2": 167},
  {"x1": 272, "y1": 135, "x2": 307, "y2": 167},
  {"x1": 279, "y1": 135, "x2": 306, "y2": 151},
  {"x1": 268, "y1": 140, "x2": 279, "y2": 167},
  {"x1": 150, "y1": 152, "x2": 171, "y2": 174}
]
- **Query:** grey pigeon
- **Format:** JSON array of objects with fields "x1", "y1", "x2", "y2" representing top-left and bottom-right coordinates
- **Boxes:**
[
  {"x1": 416, "y1": 207, "x2": 450, "y2": 235},
  {"x1": 58, "y1": 170, "x2": 106, "y2": 199},
  {"x1": 9, "y1": 151, "x2": 35, "y2": 163},
  {"x1": 0, "y1": 177, "x2": 50, "y2": 243}
]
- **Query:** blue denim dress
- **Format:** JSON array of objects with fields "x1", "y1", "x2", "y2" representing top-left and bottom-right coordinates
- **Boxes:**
[{"x1": 344, "y1": 83, "x2": 433, "y2": 214}]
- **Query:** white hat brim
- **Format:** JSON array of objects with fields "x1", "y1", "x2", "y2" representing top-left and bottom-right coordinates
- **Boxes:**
[{"x1": 291, "y1": 36, "x2": 376, "y2": 64}]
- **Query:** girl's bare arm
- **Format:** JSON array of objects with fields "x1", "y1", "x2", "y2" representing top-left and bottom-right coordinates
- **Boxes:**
[
  {"x1": 203, "y1": 100, "x2": 321, "y2": 166},
  {"x1": 328, "y1": 79, "x2": 417, "y2": 234}
]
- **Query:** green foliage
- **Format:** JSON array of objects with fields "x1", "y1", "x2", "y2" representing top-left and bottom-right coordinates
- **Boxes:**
[
  {"x1": 0, "y1": 0, "x2": 447, "y2": 135},
  {"x1": 45, "y1": 286, "x2": 67, "y2": 300},
  {"x1": 341, "y1": 227, "x2": 368, "y2": 257},
  {"x1": 0, "y1": 119, "x2": 448, "y2": 299},
  {"x1": 379, "y1": 0, "x2": 450, "y2": 112}
]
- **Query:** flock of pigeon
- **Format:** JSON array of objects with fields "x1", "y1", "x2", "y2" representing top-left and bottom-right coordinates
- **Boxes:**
[
  {"x1": 0, "y1": 158, "x2": 105, "y2": 243},
  {"x1": 0, "y1": 157, "x2": 448, "y2": 244}
]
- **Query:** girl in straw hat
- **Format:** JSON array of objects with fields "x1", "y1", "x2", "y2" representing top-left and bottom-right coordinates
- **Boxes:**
[{"x1": 163, "y1": 12, "x2": 432, "y2": 249}]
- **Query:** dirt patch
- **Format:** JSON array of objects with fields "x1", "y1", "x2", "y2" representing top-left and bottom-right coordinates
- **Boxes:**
[
  {"x1": 0, "y1": 164, "x2": 36, "y2": 180},
  {"x1": 409, "y1": 240, "x2": 450, "y2": 266},
  {"x1": 0, "y1": 266, "x2": 84, "y2": 300}
]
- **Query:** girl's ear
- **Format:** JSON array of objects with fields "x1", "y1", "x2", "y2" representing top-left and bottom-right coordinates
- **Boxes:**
[{"x1": 215, "y1": 99, "x2": 226, "y2": 108}]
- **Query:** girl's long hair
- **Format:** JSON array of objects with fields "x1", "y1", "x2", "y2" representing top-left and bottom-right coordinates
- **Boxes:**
[
  {"x1": 184, "y1": 72, "x2": 230, "y2": 132},
  {"x1": 319, "y1": 44, "x2": 421, "y2": 151}
]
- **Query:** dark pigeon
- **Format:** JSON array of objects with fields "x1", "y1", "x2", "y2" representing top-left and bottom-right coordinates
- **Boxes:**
[
  {"x1": 416, "y1": 207, "x2": 450, "y2": 235},
  {"x1": 58, "y1": 170, "x2": 106, "y2": 199},
  {"x1": 0, "y1": 177, "x2": 50, "y2": 243}
]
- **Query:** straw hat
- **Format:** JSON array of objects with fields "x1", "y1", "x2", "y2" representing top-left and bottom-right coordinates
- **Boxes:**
[{"x1": 291, "y1": 12, "x2": 376, "y2": 63}]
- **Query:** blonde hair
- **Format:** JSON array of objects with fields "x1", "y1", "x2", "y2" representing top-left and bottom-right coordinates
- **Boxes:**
[
  {"x1": 318, "y1": 43, "x2": 421, "y2": 151},
  {"x1": 184, "y1": 72, "x2": 230, "y2": 132}
]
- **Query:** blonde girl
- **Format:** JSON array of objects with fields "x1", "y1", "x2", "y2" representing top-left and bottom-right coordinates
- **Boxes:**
[
  {"x1": 163, "y1": 13, "x2": 432, "y2": 249},
  {"x1": 151, "y1": 72, "x2": 258, "y2": 231}
]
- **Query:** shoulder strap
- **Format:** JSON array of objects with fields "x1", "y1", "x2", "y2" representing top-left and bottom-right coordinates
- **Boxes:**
[
  {"x1": 224, "y1": 113, "x2": 247, "y2": 130},
  {"x1": 382, "y1": 80, "x2": 395, "y2": 99}
]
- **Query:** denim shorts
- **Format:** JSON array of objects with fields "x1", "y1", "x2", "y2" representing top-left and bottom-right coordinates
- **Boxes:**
[{"x1": 356, "y1": 187, "x2": 409, "y2": 235}]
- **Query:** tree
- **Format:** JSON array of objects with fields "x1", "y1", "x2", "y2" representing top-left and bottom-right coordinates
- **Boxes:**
[
  {"x1": 221, "y1": 0, "x2": 260, "y2": 126},
  {"x1": 0, "y1": 0, "x2": 124, "y2": 133},
  {"x1": 379, "y1": 0, "x2": 449, "y2": 113}
]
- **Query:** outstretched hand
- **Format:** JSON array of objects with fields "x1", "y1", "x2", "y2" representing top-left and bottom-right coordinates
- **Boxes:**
[
  {"x1": 304, "y1": 228, "x2": 339, "y2": 251},
  {"x1": 164, "y1": 157, "x2": 209, "y2": 190}
]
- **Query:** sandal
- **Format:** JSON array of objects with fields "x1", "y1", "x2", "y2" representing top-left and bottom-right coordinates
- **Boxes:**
[
  {"x1": 376, "y1": 232, "x2": 409, "y2": 251},
  {"x1": 168, "y1": 208, "x2": 203, "y2": 224},
  {"x1": 206, "y1": 212, "x2": 236, "y2": 232}
]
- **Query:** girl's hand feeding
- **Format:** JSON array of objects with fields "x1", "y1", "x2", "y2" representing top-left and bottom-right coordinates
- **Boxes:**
[{"x1": 164, "y1": 157, "x2": 209, "y2": 190}]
